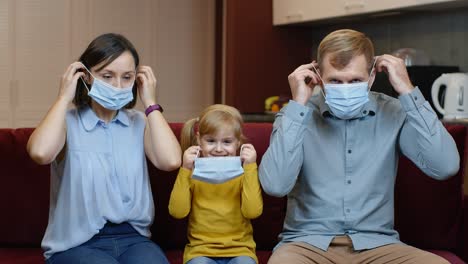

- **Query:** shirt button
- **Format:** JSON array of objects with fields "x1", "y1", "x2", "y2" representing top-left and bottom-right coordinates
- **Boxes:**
[
  {"x1": 363, "y1": 110, "x2": 367, "y2": 114},
  {"x1": 414, "y1": 96, "x2": 418, "y2": 100},
  {"x1": 347, "y1": 180, "x2": 351, "y2": 184},
  {"x1": 300, "y1": 112, "x2": 304, "y2": 116},
  {"x1": 348, "y1": 149, "x2": 352, "y2": 154},
  {"x1": 346, "y1": 209, "x2": 350, "y2": 213}
]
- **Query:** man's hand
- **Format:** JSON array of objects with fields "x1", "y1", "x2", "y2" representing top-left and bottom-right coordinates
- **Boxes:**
[
  {"x1": 375, "y1": 54, "x2": 414, "y2": 95},
  {"x1": 288, "y1": 61, "x2": 321, "y2": 105}
]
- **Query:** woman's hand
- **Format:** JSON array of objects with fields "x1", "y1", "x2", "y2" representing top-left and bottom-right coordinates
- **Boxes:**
[
  {"x1": 182, "y1": 146, "x2": 200, "y2": 170},
  {"x1": 240, "y1": 144, "x2": 257, "y2": 165},
  {"x1": 136, "y1": 65, "x2": 157, "y2": 108},
  {"x1": 59, "y1": 62, "x2": 85, "y2": 103}
]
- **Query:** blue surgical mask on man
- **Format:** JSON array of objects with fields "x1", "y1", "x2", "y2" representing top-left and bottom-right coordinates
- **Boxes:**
[
  {"x1": 312, "y1": 59, "x2": 376, "y2": 120},
  {"x1": 80, "y1": 63, "x2": 135, "y2": 110},
  {"x1": 323, "y1": 82, "x2": 370, "y2": 119}
]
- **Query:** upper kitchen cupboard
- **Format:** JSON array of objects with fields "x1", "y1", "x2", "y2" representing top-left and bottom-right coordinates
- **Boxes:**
[{"x1": 273, "y1": 0, "x2": 468, "y2": 25}]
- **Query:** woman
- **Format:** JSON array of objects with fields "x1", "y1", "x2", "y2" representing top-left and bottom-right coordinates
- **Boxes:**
[{"x1": 27, "y1": 33, "x2": 181, "y2": 263}]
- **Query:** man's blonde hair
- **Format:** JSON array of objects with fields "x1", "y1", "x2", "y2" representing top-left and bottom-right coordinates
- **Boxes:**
[{"x1": 317, "y1": 29, "x2": 374, "y2": 71}]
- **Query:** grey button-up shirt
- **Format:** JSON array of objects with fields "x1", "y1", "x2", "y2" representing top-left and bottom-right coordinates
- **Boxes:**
[{"x1": 259, "y1": 87, "x2": 460, "y2": 251}]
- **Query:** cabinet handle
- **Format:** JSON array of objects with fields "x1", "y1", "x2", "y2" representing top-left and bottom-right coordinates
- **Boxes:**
[
  {"x1": 344, "y1": 0, "x2": 365, "y2": 10},
  {"x1": 285, "y1": 12, "x2": 303, "y2": 22}
]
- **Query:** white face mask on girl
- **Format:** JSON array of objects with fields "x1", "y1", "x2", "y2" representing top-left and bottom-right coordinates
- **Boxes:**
[
  {"x1": 80, "y1": 63, "x2": 135, "y2": 110},
  {"x1": 191, "y1": 147, "x2": 244, "y2": 184},
  {"x1": 312, "y1": 59, "x2": 376, "y2": 120}
]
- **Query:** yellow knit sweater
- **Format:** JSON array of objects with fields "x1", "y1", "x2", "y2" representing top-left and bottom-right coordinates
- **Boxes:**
[{"x1": 168, "y1": 163, "x2": 263, "y2": 264}]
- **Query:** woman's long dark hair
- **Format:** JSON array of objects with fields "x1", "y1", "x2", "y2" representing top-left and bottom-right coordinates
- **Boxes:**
[{"x1": 73, "y1": 33, "x2": 140, "y2": 108}]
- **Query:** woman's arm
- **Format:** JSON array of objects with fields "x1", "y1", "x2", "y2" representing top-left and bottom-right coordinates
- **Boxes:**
[
  {"x1": 27, "y1": 62, "x2": 84, "y2": 164},
  {"x1": 137, "y1": 65, "x2": 181, "y2": 171}
]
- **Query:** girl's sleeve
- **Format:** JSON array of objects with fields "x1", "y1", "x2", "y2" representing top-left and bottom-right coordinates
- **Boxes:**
[
  {"x1": 168, "y1": 167, "x2": 193, "y2": 219},
  {"x1": 241, "y1": 163, "x2": 263, "y2": 219}
]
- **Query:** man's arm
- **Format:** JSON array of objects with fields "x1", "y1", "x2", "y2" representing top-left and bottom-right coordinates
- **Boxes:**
[
  {"x1": 259, "y1": 100, "x2": 310, "y2": 197},
  {"x1": 398, "y1": 88, "x2": 460, "y2": 180},
  {"x1": 375, "y1": 54, "x2": 460, "y2": 179}
]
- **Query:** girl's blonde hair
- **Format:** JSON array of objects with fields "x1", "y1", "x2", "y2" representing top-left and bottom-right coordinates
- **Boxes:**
[
  {"x1": 180, "y1": 104, "x2": 246, "y2": 152},
  {"x1": 317, "y1": 29, "x2": 374, "y2": 71}
]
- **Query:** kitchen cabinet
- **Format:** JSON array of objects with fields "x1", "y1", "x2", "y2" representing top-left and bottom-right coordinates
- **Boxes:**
[{"x1": 273, "y1": 0, "x2": 467, "y2": 25}]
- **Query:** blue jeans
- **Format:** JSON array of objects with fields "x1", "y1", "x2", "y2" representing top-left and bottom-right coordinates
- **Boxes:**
[
  {"x1": 186, "y1": 256, "x2": 256, "y2": 264},
  {"x1": 46, "y1": 222, "x2": 169, "y2": 264}
]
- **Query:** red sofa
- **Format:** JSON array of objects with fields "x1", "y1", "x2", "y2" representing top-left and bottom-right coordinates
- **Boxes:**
[{"x1": 0, "y1": 123, "x2": 467, "y2": 264}]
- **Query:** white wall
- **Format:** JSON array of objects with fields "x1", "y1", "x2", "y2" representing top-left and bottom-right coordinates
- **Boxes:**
[{"x1": 0, "y1": 0, "x2": 215, "y2": 128}]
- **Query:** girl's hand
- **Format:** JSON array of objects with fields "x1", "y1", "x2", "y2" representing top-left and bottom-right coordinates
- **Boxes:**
[
  {"x1": 136, "y1": 65, "x2": 158, "y2": 108},
  {"x1": 182, "y1": 146, "x2": 200, "y2": 170},
  {"x1": 240, "y1": 144, "x2": 257, "y2": 164},
  {"x1": 59, "y1": 62, "x2": 85, "y2": 103}
]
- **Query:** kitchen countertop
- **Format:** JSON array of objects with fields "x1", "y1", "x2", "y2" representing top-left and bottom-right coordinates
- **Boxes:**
[{"x1": 242, "y1": 113, "x2": 276, "y2": 123}]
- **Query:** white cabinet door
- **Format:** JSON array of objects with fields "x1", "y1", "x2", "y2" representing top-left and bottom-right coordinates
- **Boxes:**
[
  {"x1": 364, "y1": 0, "x2": 460, "y2": 14},
  {"x1": 273, "y1": 0, "x2": 345, "y2": 25},
  {"x1": 273, "y1": 0, "x2": 464, "y2": 26}
]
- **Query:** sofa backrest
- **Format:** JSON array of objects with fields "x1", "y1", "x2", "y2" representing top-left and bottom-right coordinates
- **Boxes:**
[
  {"x1": 0, "y1": 124, "x2": 465, "y2": 253},
  {"x1": 394, "y1": 125, "x2": 466, "y2": 251}
]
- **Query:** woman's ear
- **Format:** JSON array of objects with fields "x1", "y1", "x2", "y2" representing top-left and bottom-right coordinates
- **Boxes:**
[{"x1": 83, "y1": 72, "x2": 92, "y2": 85}]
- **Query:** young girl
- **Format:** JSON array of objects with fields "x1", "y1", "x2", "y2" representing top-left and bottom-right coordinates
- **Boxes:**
[
  {"x1": 169, "y1": 104, "x2": 263, "y2": 264},
  {"x1": 27, "y1": 33, "x2": 181, "y2": 263}
]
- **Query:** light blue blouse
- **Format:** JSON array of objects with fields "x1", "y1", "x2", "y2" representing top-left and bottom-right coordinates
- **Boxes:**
[{"x1": 42, "y1": 106, "x2": 155, "y2": 259}]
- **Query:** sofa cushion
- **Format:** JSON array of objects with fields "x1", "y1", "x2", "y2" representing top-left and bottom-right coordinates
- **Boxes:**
[
  {"x1": 394, "y1": 125, "x2": 466, "y2": 251},
  {"x1": 0, "y1": 248, "x2": 44, "y2": 264}
]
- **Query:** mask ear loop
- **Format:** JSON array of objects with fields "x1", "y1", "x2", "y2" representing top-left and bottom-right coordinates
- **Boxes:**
[
  {"x1": 195, "y1": 148, "x2": 201, "y2": 158},
  {"x1": 368, "y1": 57, "x2": 377, "y2": 92},
  {"x1": 79, "y1": 62, "x2": 93, "y2": 93},
  {"x1": 311, "y1": 64, "x2": 326, "y2": 98}
]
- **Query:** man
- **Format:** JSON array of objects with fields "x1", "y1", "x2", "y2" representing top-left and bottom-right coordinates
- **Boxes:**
[{"x1": 259, "y1": 29, "x2": 459, "y2": 264}]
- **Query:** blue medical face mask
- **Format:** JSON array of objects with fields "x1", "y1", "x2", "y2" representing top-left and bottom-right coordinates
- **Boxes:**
[
  {"x1": 80, "y1": 64, "x2": 135, "y2": 110},
  {"x1": 323, "y1": 82, "x2": 370, "y2": 119},
  {"x1": 312, "y1": 60, "x2": 375, "y2": 120},
  {"x1": 191, "y1": 148, "x2": 244, "y2": 184}
]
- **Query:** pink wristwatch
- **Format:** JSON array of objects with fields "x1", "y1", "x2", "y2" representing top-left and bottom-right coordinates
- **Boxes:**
[{"x1": 145, "y1": 104, "x2": 164, "y2": 116}]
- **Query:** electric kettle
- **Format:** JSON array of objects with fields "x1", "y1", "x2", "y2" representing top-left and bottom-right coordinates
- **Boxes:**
[{"x1": 431, "y1": 73, "x2": 468, "y2": 119}]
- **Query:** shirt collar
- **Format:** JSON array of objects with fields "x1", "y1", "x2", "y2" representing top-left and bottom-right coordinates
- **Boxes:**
[
  {"x1": 79, "y1": 106, "x2": 130, "y2": 131},
  {"x1": 317, "y1": 92, "x2": 377, "y2": 119}
]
